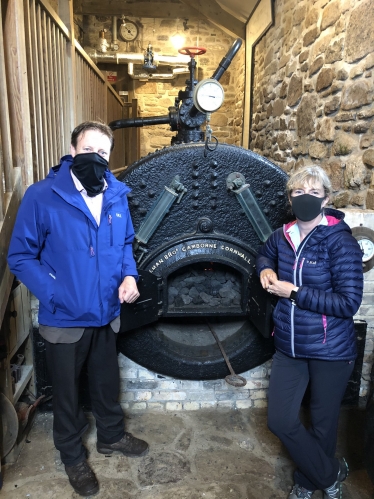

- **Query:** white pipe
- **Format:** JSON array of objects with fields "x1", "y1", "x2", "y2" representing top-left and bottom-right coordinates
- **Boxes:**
[
  {"x1": 112, "y1": 16, "x2": 118, "y2": 46},
  {"x1": 86, "y1": 49, "x2": 190, "y2": 66},
  {"x1": 127, "y1": 62, "x2": 189, "y2": 80}
]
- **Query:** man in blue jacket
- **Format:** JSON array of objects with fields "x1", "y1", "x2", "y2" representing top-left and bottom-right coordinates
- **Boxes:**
[{"x1": 8, "y1": 121, "x2": 148, "y2": 497}]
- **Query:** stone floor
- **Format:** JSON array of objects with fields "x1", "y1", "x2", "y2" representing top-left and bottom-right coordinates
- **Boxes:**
[{"x1": 2, "y1": 406, "x2": 374, "y2": 499}]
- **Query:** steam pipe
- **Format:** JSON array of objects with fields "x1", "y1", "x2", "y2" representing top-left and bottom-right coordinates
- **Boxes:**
[
  {"x1": 110, "y1": 115, "x2": 171, "y2": 130},
  {"x1": 86, "y1": 49, "x2": 189, "y2": 66},
  {"x1": 127, "y1": 62, "x2": 189, "y2": 80},
  {"x1": 112, "y1": 16, "x2": 118, "y2": 48},
  {"x1": 212, "y1": 38, "x2": 242, "y2": 81}
]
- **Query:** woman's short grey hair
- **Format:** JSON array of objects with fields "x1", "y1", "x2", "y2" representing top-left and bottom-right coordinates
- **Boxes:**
[{"x1": 286, "y1": 165, "x2": 332, "y2": 196}]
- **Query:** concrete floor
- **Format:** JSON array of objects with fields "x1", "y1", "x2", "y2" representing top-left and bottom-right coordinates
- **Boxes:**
[{"x1": 2, "y1": 406, "x2": 374, "y2": 499}]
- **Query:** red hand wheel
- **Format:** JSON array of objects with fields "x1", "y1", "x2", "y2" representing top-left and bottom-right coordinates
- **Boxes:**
[{"x1": 178, "y1": 47, "x2": 206, "y2": 57}]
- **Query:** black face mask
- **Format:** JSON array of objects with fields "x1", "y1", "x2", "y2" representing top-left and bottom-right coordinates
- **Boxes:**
[
  {"x1": 71, "y1": 152, "x2": 108, "y2": 197},
  {"x1": 290, "y1": 194, "x2": 326, "y2": 222}
]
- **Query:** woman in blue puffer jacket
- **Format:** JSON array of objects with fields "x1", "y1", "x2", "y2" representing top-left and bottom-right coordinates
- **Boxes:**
[{"x1": 256, "y1": 166, "x2": 363, "y2": 499}]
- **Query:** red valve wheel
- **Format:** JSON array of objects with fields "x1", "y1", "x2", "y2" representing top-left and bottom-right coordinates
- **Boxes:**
[{"x1": 178, "y1": 46, "x2": 206, "y2": 57}]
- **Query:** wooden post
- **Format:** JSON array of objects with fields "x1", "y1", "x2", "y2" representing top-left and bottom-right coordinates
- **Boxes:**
[
  {"x1": 0, "y1": 0, "x2": 13, "y2": 215},
  {"x1": 242, "y1": 0, "x2": 273, "y2": 149},
  {"x1": 3, "y1": 0, "x2": 33, "y2": 190},
  {"x1": 59, "y1": 0, "x2": 76, "y2": 144}
]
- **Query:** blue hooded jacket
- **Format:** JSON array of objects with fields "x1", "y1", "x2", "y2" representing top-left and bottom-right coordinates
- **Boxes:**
[
  {"x1": 256, "y1": 208, "x2": 363, "y2": 360},
  {"x1": 7, "y1": 155, "x2": 138, "y2": 328}
]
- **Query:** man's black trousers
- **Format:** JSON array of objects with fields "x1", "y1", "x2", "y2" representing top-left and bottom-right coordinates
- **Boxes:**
[
  {"x1": 45, "y1": 326, "x2": 125, "y2": 466},
  {"x1": 267, "y1": 350, "x2": 354, "y2": 491}
]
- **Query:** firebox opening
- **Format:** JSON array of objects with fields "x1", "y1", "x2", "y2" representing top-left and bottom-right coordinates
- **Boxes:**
[
  {"x1": 117, "y1": 315, "x2": 275, "y2": 380},
  {"x1": 166, "y1": 261, "x2": 246, "y2": 317}
]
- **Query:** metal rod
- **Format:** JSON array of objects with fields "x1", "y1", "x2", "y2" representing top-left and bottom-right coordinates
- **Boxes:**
[{"x1": 206, "y1": 320, "x2": 235, "y2": 376}]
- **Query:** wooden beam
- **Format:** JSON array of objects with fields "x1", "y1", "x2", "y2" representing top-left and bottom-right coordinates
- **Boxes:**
[
  {"x1": 242, "y1": 0, "x2": 273, "y2": 148},
  {"x1": 74, "y1": 0, "x2": 199, "y2": 19},
  {"x1": 4, "y1": 0, "x2": 33, "y2": 190},
  {"x1": 0, "y1": 168, "x2": 22, "y2": 327},
  {"x1": 179, "y1": 0, "x2": 245, "y2": 39}
]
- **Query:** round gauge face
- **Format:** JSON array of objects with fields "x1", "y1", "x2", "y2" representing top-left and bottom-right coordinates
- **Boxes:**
[
  {"x1": 352, "y1": 226, "x2": 374, "y2": 272},
  {"x1": 119, "y1": 21, "x2": 139, "y2": 42},
  {"x1": 358, "y1": 237, "x2": 374, "y2": 262},
  {"x1": 193, "y1": 79, "x2": 224, "y2": 113}
]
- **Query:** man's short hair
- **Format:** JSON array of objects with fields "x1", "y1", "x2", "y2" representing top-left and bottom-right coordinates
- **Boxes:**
[
  {"x1": 71, "y1": 121, "x2": 115, "y2": 151},
  {"x1": 287, "y1": 165, "x2": 332, "y2": 197}
]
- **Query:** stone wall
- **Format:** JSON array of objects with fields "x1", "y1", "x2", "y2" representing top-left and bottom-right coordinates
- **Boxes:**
[
  {"x1": 251, "y1": 0, "x2": 374, "y2": 211},
  {"x1": 81, "y1": 15, "x2": 245, "y2": 158}
]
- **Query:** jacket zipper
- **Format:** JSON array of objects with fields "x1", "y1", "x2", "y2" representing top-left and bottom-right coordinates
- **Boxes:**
[
  {"x1": 108, "y1": 213, "x2": 113, "y2": 246},
  {"x1": 87, "y1": 219, "x2": 95, "y2": 257},
  {"x1": 290, "y1": 232, "x2": 315, "y2": 357},
  {"x1": 322, "y1": 315, "x2": 327, "y2": 343}
]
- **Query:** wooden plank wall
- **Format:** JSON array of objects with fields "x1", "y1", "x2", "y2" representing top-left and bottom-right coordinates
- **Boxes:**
[
  {"x1": 24, "y1": 0, "x2": 71, "y2": 181},
  {"x1": 0, "y1": 0, "x2": 126, "y2": 326}
]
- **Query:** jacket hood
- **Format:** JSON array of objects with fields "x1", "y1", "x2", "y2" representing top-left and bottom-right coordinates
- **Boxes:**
[{"x1": 284, "y1": 207, "x2": 352, "y2": 247}]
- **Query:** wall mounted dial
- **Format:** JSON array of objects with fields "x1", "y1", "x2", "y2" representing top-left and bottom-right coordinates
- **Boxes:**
[
  {"x1": 193, "y1": 78, "x2": 225, "y2": 113},
  {"x1": 119, "y1": 20, "x2": 139, "y2": 42},
  {"x1": 352, "y1": 226, "x2": 374, "y2": 272}
]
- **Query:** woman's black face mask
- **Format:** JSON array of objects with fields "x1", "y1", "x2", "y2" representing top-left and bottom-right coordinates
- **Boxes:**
[
  {"x1": 71, "y1": 152, "x2": 108, "y2": 197},
  {"x1": 290, "y1": 193, "x2": 326, "y2": 222}
]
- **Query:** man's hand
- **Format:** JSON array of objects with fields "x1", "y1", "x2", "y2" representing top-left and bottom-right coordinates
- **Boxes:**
[{"x1": 118, "y1": 276, "x2": 140, "y2": 304}]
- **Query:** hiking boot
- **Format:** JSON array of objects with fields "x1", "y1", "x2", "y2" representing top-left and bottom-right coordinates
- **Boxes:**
[
  {"x1": 97, "y1": 432, "x2": 149, "y2": 457},
  {"x1": 323, "y1": 457, "x2": 349, "y2": 499},
  {"x1": 289, "y1": 484, "x2": 314, "y2": 498},
  {"x1": 65, "y1": 460, "x2": 99, "y2": 497}
]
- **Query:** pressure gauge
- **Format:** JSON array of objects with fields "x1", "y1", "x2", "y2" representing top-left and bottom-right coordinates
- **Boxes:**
[
  {"x1": 119, "y1": 20, "x2": 139, "y2": 42},
  {"x1": 352, "y1": 226, "x2": 374, "y2": 272},
  {"x1": 193, "y1": 78, "x2": 225, "y2": 113}
]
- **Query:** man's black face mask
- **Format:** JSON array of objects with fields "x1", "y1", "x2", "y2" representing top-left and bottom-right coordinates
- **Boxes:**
[{"x1": 71, "y1": 152, "x2": 108, "y2": 197}]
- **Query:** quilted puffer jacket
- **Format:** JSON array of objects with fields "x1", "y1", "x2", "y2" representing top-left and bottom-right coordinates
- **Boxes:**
[{"x1": 256, "y1": 208, "x2": 363, "y2": 360}]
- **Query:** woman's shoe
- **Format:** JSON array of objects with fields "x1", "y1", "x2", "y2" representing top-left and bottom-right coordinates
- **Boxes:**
[
  {"x1": 323, "y1": 457, "x2": 348, "y2": 499},
  {"x1": 289, "y1": 484, "x2": 314, "y2": 498}
]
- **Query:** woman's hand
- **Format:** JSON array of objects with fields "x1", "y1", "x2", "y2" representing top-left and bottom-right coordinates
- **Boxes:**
[
  {"x1": 267, "y1": 276, "x2": 298, "y2": 299},
  {"x1": 260, "y1": 269, "x2": 278, "y2": 290}
]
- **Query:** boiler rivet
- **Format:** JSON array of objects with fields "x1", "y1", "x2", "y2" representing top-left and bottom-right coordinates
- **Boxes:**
[
  {"x1": 264, "y1": 180, "x2": 271, "y2": 187},
  {"x1": 192, "y1": 201, "x2": 199, "y2": 209},
  {"x1": 148, "y1": 190, "x2": 155, "y2": 198},
  {"x1": 210, "y1": 161, "x2": 218, "y2": 168}
]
